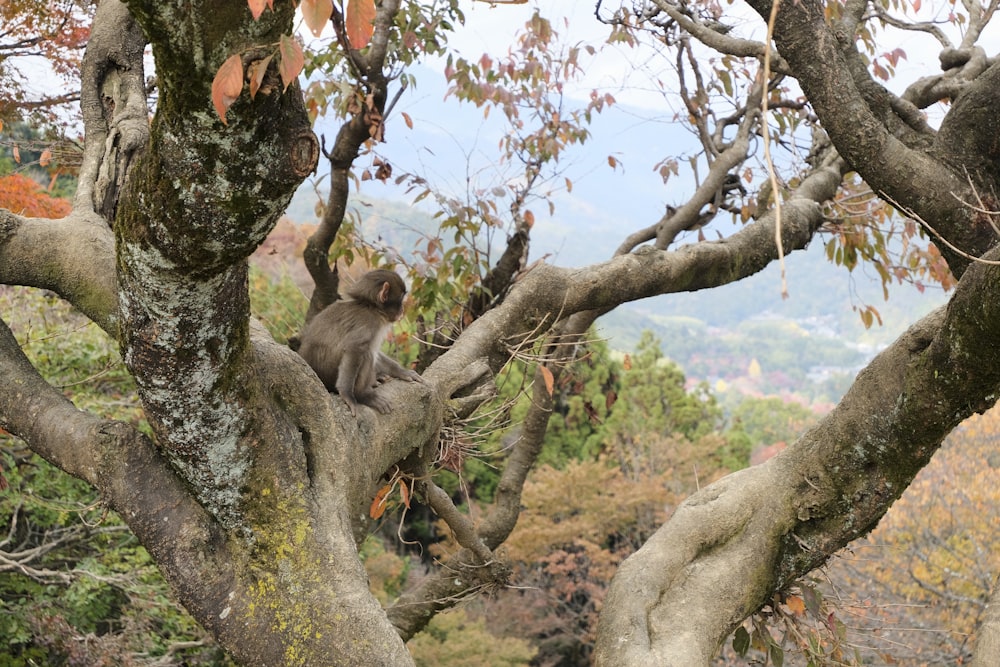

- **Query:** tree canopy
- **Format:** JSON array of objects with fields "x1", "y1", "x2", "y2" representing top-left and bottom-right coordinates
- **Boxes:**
[{"x1": 3, "y1": 0, "x2": 1000, "y2": 664}]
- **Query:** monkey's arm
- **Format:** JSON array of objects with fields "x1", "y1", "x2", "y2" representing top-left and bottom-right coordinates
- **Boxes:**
[
  {"x1": 337, "y1": 350, "x2": 391, "y2": 415},
  {"x1": 375, "y1": 352, "x2": 424, "y2": 384}
]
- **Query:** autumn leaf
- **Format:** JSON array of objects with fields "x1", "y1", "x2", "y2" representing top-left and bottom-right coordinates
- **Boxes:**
[
  {"x1": 346, "y1": 0, "x2": 376, "y2": 49},
  {"x1": 539, "y1": 365, "x2": 554, "y2": 396},
  {"x1": 12, "y1": 144, "x2": 20, "y2": 163},
  {"x1": 369, "y1": 484, "x2": 392, "y2": 519},
  {"x1": 212, "y1": 53, "x2": 244, "y2": 124},
  {"x1": 623, "y1": 353, "x2": 632, "y2": 371},
  {"x1": 401, "y1": 111, "x2": 413, "y2": 129},
  {"x1": 523, "y1": 209, "x2": 535, "y2": 228},
  {"x1": 247, "y1": 0, "x2": 267, "y2": 19},
  {"x1": 39, "y1": 148, "x2": 52, "y2": 166},
  {"x1": 278, "y1": 34, "x2": 304, "y2": 91},
  {"x1": 785, "y1": 594, "x2": 806, "y2": 615},
  {"x1": 399, "y1": 480, "x2": 411, "y2": 509},
  {"x1": 247, "y1": 54, "x2": 273, "y2": 100},
  {"x1": 301, "y1": 0, "x2": 333, "y2": 37}
]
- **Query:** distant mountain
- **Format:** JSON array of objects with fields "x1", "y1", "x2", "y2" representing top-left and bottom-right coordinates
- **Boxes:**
[{"x1": 282, "y1": 185, "x2": 947, "y2": 408}]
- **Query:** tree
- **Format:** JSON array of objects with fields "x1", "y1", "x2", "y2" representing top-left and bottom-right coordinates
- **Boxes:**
[{"x1": 3, "y1": 0, "x2": 1000, "y2": 665}]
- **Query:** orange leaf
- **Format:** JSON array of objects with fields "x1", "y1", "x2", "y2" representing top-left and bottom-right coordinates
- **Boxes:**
[
  {"x1": 786, "y1": 595, "x2": 806, "y2": 615},
  {"x1": 346, "y1": 0, "x2": 376, "y2": 48},
  {"x1": 248, "y1": 54, "x2": 273, "y2": 100},
  {"x1": 301, "y1": 0, "x2": 333, "y2": 37},
  {"x1": 623, "y1": 353, "x2": 632, "y2": 371},
  {"x1": 12, "y1": 144, "x2": 20, "y2": 163},
  {"x1": 369, "y1": 484, "x2": 392, "y2": 519},
  {"x1": 247, "y1": 0, "x2": 267, "y2": 19},
  {"x1": 400, "y1": 480, "x2": 411, "y2": 509},
  {"x1": 278, "y1": 34, "x2": 304, "y2": 91},
  {"x1": 212, "y1": 54, "x2": 245, "y2": 124},
  {"x1": 401, "y1": 111, "x2": 413, "y2": 129},
  {"x1": 39, "y1": 148, "x2": 52, "y2": 166},
  {"x1": 539, "y1": 365, "x2": 554, "y2": 397}
]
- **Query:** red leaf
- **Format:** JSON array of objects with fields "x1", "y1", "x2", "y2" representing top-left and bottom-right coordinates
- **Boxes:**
[
  {"x1": 301, "y1": 0, "x2": 333, "y2": 37},
  {"x1": 346, "y1": 0, "x2": 376, "y2": 48},
  {"x1": 247, "y1": 0, "x2": 267, "y2": 19},
  {"x1": 278, "y1": 34, "x2": 304, "y2": 91},
  {"x1": 212, "y1": 54, "x2": 245, "y2": 124}
]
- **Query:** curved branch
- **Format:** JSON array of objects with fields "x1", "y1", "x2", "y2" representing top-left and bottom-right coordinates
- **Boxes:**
[
  {"x1": 595, "y1": 240, "x2": 1000, "y2": 665},
  {"x1": 744, "y1": 0, "x2": 994, "y2": 276},
  {"x1": 0, "y1": 210, "x2": 118, "y2": 334},
  {"x1": 75, "y1": 0, "x2": 148, "y2": 219}
]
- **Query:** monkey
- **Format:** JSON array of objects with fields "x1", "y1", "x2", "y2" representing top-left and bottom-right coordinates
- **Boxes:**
[{"x1": 297, "y1": 269, "x2": 423, "y2": 416}]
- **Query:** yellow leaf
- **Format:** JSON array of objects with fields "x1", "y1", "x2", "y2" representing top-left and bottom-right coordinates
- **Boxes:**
[{"x1": 211, "y1": 54, "x2": 244, "y2": 125}]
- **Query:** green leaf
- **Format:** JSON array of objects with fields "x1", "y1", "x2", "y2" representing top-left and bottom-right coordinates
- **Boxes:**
[{"x1": 733, "y1": 626, "x2": 751, "y2": 656}]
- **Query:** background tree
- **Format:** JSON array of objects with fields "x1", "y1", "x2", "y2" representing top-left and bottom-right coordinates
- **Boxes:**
[{"x1": 3, "y1": 0, "x2": 1000, "y2": 666}]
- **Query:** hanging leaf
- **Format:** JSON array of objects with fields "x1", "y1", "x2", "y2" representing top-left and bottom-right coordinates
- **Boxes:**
[
  {"x1": 301, "y1": 0, "x2": 333, "y2": 37},
  {"x1": 539, "y1": 365, "x2": 554, "y2": 396},
  {"x1": 369, "y1": 484, "x2": 392, "y2": 519},
  {"x1": 346, "y1": 0, "x2": 376, "y2": 49},
  {"x1": 12, "y1": 144, "x2": 20, "y2": 163},
  {"x1": 247, "y1": 54, "x2": 273, "y2": 100},
  {"x1": 399, "y1": 480, "x2": 411, "y2": 509},
  {"x1": 39, "y1": 148, "x2": 52, "y2": 167},
  {"x1": 247, "y1": 0, "x2": 267, "y2": 19},
  {"x1": 211, "y1": 54, "x2": 244, "y2": 124},
  {"x1": 401, "y1": 111, "x2": 413, "y2": 129},
  {"x1": 278, "y1": 34, "x2": 304, "y2": 91}
]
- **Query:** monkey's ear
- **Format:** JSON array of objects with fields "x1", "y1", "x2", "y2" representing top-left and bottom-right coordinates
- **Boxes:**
[{"x1": 377, "y1": 281, "x2": 391, "y2": 304}]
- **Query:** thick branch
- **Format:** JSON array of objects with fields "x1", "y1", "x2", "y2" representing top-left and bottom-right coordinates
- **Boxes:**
[
  {"x1": 744, "y1": 0, "x2": 994, "y2": 275},
  {"x1": 0, "y1": 210, "x2": 118, "y2": 335},
  {"x1": 595, "y1": 242, "x2": 1000, "y2": 665},
  {"x1": 75, "y1": 0, "x2": 148, "y2": 218}
]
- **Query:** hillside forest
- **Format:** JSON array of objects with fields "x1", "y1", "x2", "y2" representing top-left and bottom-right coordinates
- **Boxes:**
[{"x1": 4, "y1": 0, "x2": 1000, "y2": 665}]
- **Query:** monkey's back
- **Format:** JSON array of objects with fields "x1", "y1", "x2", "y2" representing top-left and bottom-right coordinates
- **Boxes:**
[{"x1": 297, "y1": 300, "x2": 389, "y2": 392}]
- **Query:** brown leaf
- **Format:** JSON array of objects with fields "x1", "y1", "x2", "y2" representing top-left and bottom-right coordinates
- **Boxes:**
[
  {"x1": 211, "y1": 54, "x2": 244, "y2": 125},
  {"x1": 346, "y1": 0, "x2": 376, "y2": 48},
  {"x1": 622, "y1": 353, "x2": 632, "y2": 371},
  {"x1": 401, "y1": 111, "x2": 413, "y2": 129},
  {"x1": 39, "y1": 148, "x2": 52, "y2": 167},
  {"x1": 12, "y1": 144, "x2": 20, "y2": 163},
  {"x1": 605, "y1": 389, "x2": 617, "y2": 412}
]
